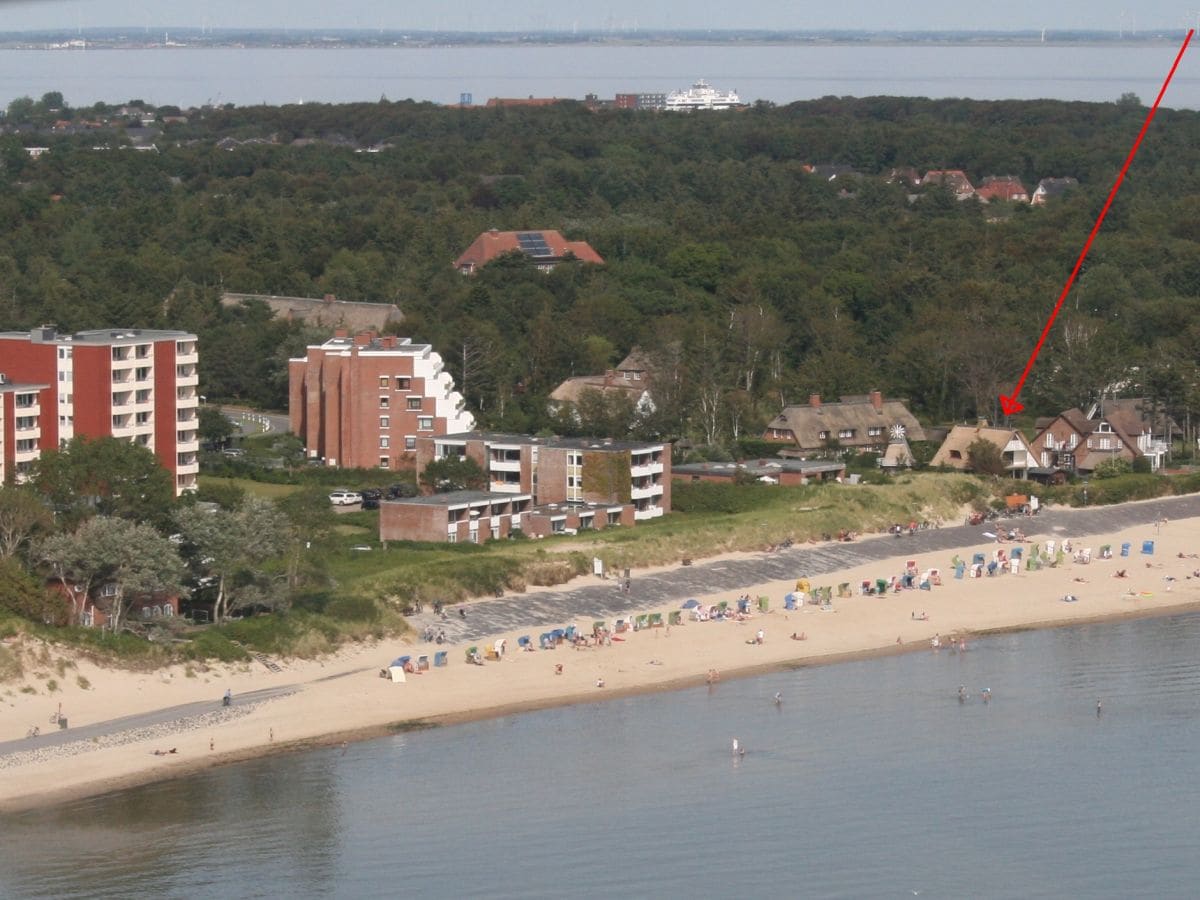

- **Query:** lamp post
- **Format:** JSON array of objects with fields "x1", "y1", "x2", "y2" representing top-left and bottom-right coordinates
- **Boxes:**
[{"x1": 1082, "y1": 478, "x2": 1089, "y2": 507}]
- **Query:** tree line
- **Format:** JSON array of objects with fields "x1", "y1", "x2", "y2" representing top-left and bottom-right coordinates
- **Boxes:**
[{"x1": 1, "y1": 93, "x2": 1199, "y2": 448}]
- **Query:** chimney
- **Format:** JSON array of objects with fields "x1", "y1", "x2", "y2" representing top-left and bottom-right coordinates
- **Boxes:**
[
  {"x1": 809, "y1": 394, "x2": 821, "y2": 409},
  {"x1": 354, "y1": 331, "x2": 374, "y2": 346},
  {"x1": 870, "y1": 390, "x2": 883, "y2": 412},
  {"x1": 32, "y1": 325, "x2": 57, "y2": 343},
  {"x1": 334, "y1": 328, "x2": 349, "y2": 339}
]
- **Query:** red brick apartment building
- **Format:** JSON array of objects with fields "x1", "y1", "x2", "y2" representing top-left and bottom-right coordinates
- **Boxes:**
[
  {"x1": 288, "y1": 331, "x2": 475, "y2": 471},
  {"x1": 379, "y1": 432, "x2": 670, "y2": 542},
  {"x1": 0, "y1": 374, "x2": 48, "y2": 484},
  {"x1": 0, "y1": 327, "x2": 201, "y2": 494}
]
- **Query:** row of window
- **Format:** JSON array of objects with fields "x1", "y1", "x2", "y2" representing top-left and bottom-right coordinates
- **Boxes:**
[
  {"x1": 816, "y1": 427, "x2": 886, "y2": 441},
  {"x1": 379, "y1": 396, "x2": 424, "y2": 410},
  {"x1": 379, "y1": 436, "x2": 418, "y2": 451},
  {"x1": 379, "y1": 376, "x2": 413, "y2": 390},
  {"x1": 380, "y1": 416, "x2": 432, "y2": 430}
]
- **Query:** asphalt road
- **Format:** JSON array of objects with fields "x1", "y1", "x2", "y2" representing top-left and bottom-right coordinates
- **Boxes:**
[{"x1": 0, "y1": 686, "x2": 296, "y2": 758}]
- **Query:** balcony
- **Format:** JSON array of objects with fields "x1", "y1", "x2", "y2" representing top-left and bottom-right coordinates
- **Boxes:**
[
  {"x1": 176, "y1": 472, "x2": 198, "y2": 493},
  {"x1": 489, "y1": 480, "x2": 524, "y2": 494},
  {"x1": 14, "y1": 441, "x2": 41, "y2": 462},
  {"x1": 630, "y1": 461, "x2": 664, "y2": 478},
  {"x1": 489, "y1": 458, "x2": 521, "y2": 473},
  {"x1": 176, "y1": 390, "x2": 199, "y2": 407},
  {"x1": 175, "y1": 344, "x2": 199, "y2": 365},
  {"x1": 633, "y1": 505, "x2": 665, "y2": 521},
  {"x1": 631, "y1": 483, "x2": 662, "y2": 500},
  {"x1": 176, "y1": 455, "x2": 200, "y2": 475},
  {"x1": 175, "y1": 366, "x2": 199, "y2": 387}
]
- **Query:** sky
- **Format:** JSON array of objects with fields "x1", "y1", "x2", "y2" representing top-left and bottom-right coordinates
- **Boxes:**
[{"x1": 0, "y1": 0, "x2": 1198, "y2": 34}]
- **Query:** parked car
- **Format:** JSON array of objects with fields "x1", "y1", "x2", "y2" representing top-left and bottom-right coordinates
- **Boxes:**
[
  {"x1": 329, "y1": 490, "x2": 363, "y2": 506},
  {"x1": 386, "y1": 482, "x2": 418, "y2": 500},
  {"x1": 360, "y1": 488, "x2": 382, "y2": 510}
]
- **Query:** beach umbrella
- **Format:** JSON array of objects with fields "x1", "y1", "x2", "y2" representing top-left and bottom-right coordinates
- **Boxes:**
[
  {"x1": 389, "y1": 656, "x2": 411, "y2": 668},
  {"x1": 681, "y1": 599, "x2": 701, "y2": 609}
]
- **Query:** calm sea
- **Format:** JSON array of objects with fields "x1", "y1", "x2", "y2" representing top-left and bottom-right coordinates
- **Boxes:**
[
  {"x1": 0, "y1": 43, "x2": 1198, "y2": 108},
  {"x1": 3, "y1": 611, "x2": 1200, "y2": 899}
]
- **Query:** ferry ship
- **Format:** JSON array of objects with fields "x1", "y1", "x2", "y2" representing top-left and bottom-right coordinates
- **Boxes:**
[{"x1": 663, "y1": 79, "x2": 743, "y2": 111}]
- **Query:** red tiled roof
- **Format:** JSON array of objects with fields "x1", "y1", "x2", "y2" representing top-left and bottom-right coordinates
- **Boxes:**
[
  {"x1": 454, "y1": 230, "x2": 605, "y2": 272},
  {"x1": 976, "y1": 176, "x2": 1029, "y2": 202}
]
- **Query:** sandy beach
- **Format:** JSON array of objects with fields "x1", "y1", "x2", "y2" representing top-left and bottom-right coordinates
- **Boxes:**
[{"x1": 2, "y1": 512, "x2": 1198, "y2": 813}]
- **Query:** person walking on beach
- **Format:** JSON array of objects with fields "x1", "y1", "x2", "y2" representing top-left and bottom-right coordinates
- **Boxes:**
[
  {"x1": 774, "y1": 692, "x2": 783, "y2": 706},
  {"x1": 222, "y1": 688, "x2": 232, "y2": 707}
]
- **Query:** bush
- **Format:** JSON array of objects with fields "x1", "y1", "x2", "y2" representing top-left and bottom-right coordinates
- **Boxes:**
[
  {"x1": 1093, "y1": 457, "x2": 1133, "y2": 479},
  {"x1": 0, "y1": 559, "x2": 68, "y2": 626},
  {"x1": 671, "y1": 481, "x2": 789, "y2": 514},
  {"x1": 325, "y1": 594, "x2": 381, "y2": 623},
  {"x1": 1132, "y1": 455, "x2": 1153, "y2": 474},
  {"x1": 182, "y1": 629, "x2": 251, "y2": 662}
]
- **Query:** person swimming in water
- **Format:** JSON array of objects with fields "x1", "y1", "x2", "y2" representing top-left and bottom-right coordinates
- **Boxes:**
[
  {"x1": 958, "y1": 685, "x2": 966, "y2": 703},
  {"x1": 774, "y1": 692, "x2": 783, "y2": 705}
]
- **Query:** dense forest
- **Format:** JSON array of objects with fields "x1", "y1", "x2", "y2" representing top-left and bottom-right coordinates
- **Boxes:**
[{"x1": 2, "y1": 93, "x2": 1199, "y2": 448}]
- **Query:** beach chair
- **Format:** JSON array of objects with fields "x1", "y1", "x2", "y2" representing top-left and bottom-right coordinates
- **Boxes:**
[
  {"x1": 860, "y1": 580, "x2": 872, "y2": 596},
  {"x1": 906, "y1": 560, "x2": 917, "y2": 575},
  {"x1": 592, "y1": 621, "x2": 606, "y2": 636},
  {"x1": 784, "y1": 592, "x2": 798, "y2": 609},
  {"x1": 1142, "y1": 541, "x2": 1155, "y2": 555},
  {"x1": 615, "y1": 619, "x2": 630, "y2": 633},
  {"x1": 494, "y1": 639, "x2": 507, "y2": 656},
  {"x1": 875, "y1": 578, "x2": 888, "y2": 595},
  {"x1": 951, "y1": 554, "x2": 964, "y2": 569},
  {"x1": 972, "y1": 553, "x2": 986, "y2": 566},
  {"x1": 717, "y1": 601, "x2": 728, "y2": 614},
  {"x1": 1011, "y1": 547, "x2": 1023, "y2": 560},
  {"x1": 540, "y1": 633, "x2": 554, "y2": 649},
  {"x1": 930, "y1": 568, "x2": 942, "y2": 586},
  {"x1": 758, "y1": 595, "x2": 770, "y2": 612},
  {"x1": 564, "y1": 626, "x2": 576, "y2": 641},
  {"x1": 1099, "y1": 545, "x2": 1112, "y2": 559},
  {"x1": 970, "y1": 564, "x2": 983, "y2": 578},
  {"x1": 1120, "y1": 542, "x2": 1131, "y2": 557},
  {"x1": 795, "y1": 579, "x2": 810, "y2": 593},
  {"x1": 954, "y1": 563, "x2": 965, "y2": 580},
  {"x1": 466, "y1": 646, "x2": 482, "y2": 664},
  {"x1": 518, "y1": 635, "x2": 532, "y2": 650},
  {"x1": 837, "y1": 583, "x2": 851, "y2": 599},
  {"x1": 669, "y1": 611, "x2": 682, "y2": 626},
  {"x1": 434, "y1": 651, "x2": 448, "y2": 667},
  {"x1": 1045, "y1": 540, "x2": 1056, "y2": 557},
  {"x1": 417, "y1": 655, "x2": 430, "y2": 671},
  {"x1": 1010, "y1": 559, "x2": 1020, "y2": 575},
  {"x1": 649, "y1": 613, "x2": 663, "y2": 628},
  {"x1": 635, "y1": 614, "x2": 650, "y2": 630},
  {"x1": 484, "y1": 647, "x2": 501, "y2": 661},
  {"x1": 986, "y1": 561, "x2": 999, "y2": 576}
]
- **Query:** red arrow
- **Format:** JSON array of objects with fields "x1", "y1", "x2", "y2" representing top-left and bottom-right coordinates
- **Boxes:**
[{"x1": 999, "y1": 29, "x2": 1194, "y2": 417}]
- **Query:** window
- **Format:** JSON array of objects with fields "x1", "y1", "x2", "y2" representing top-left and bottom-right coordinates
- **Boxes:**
[
  {"x1": 950, "y1": 450, "x2": 962, "y2": 460},
  {"x1": 1100, "y1": 438, "x2": 1112, "y2": 450},
  {"x1": 868, "y1": 426, "x2": 884, "y2": 437},
  {"x1": 379, "y1": 395, "x2": 389, "y2": 409},
  {"x1": 633, "y1": 372, "x2": 641, "y2": 381},
  {"x1": 839, "y1": 429, "x2": 855, "y2": 439},
  {"x1": 405, "y1": 436, "x2": 416, "y2": 450},
  {"x1": 135, "y1": 412, "x2": 150, "y2": 425},
  {"x1": 380, "y1": 436, "x2": 390, "y2": 449},
  {"x1": 379, "y1": 456, "x2": 390, "y2": 469},
  {"x1": 407, "y1": 398, "x2": 422, "y2": 410},
  {"x1": 623, "y1": 371, "x2": 631, "y2": 381},
  {"x1": 418, "y1": 416, "x2": 433, "y2": 430},
  {"x1": 447, "y1": 531, "x2": 457, "y2": 544},
  {"x1": 395, "y1": 376, "x2": 411, "y2": 391},
  {"x1": 58, "y1": 347, "x2": 70, "y2": 359},
  {"x1": 818, "y1": 431, "x2": 829, "y2": 441},
  {"x1": 379, "y1": 376, "x2": 389, "y2": 388},
  {"x1": 136, "y1": 367, "x2": 151, "y2": 381},
  {"x1": 101, "y1": 583, "x2": 118, "y2": 597},
  {"x1": 380, "y1": 416, "x2": 390, "y2": 429}
]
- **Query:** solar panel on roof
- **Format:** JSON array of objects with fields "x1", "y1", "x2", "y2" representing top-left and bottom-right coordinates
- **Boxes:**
[{"x1": 516, "y1": 231, "x2": 554, "y2": 258}]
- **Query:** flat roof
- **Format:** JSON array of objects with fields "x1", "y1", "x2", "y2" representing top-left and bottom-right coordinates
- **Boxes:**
[
  {"x1": 436, "y1": 431, "x2": 666, "y2": 453},
  {"x1": 0, "y1": 380, "x2": 48, "y2": 393},
  {"x1": 384, "y1": 490, "x2": 532, "y2": 508},
  {"x1": 0, "y1": 328, "x2": 196, "y2": 345}
]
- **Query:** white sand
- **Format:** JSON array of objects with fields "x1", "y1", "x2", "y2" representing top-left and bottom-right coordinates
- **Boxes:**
[{"x1": 1, "y1": 516, "x2": 1195, "y2": 812}]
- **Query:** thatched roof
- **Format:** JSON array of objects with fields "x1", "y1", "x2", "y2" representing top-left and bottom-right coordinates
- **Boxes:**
[
  {"x1": 221, "y1": 292, "x2": 402, "y2": 333},
  {"x1": 930, "y1": 425, "x2": 1034, "y2": 470},
  {"x1": 765, "y1": 394, "x2": 925, "y2": 449}
]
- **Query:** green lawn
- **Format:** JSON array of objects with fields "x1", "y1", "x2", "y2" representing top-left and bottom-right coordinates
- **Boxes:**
[{"x1": 198, "y1": 476, "x2": 304, "y2": 500}]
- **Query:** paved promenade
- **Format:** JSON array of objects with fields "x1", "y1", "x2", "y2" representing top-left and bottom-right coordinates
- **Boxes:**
[{"x1": 411, "y1": 493, "x2": 1200, "y2": 645}]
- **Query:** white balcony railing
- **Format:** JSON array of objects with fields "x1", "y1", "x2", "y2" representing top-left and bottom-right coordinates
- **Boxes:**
[
  {"x1": 630, "y1": 461, "x2": 664, "y2": 477},
  {"x1": 633, "y1": 506, "x2": 665, "y2": 521},
  {"x1": 631, "y1": 484, "x2": 662, "y2": 500},
  {"x1": 489, "y1": 458, "x2": 521, "y2": 472},
  {"x1": 489, "y1": 481, "x2": 523, "y2": 494}
]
